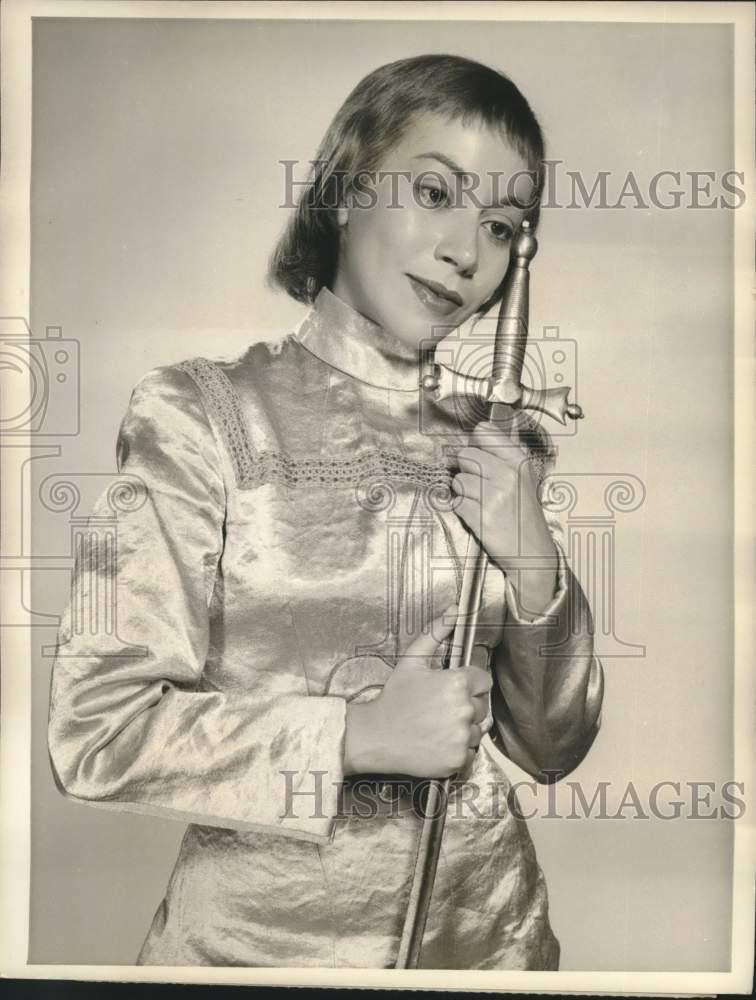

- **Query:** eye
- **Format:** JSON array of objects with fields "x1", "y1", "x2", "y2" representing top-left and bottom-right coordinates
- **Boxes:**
[
  {"x1": 483, "y1": 219, "x2": 514, "y2": 244},
  {"x1": 416, "y1": 179, "x2": 450, "y2": 209}
]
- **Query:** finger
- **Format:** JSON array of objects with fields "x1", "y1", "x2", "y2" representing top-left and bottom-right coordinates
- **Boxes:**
[
  {"x1": 456, "y1": 447, "x2": 497, "y2": 480},
  {"x1": 453, "y1": 496, "x2": 482, "y2": 537},
  {"x1": 468, "y1": 723, "x2": 483, "y2": 749},
  {"x1": 470, "y1": 419, "x2": 514, "y2": 440},
  {"x1": 451, "y1": 472, "x2": 481, "y2": 502},
  {"x1": 463, "y1": 665, "x2": 493, "y2": 697},
  {"x1": 399, "y1": 604, "x2": 459, "y2": 666},
  {"x1": 471, "y1": 697, "x2": 491, "y2": 725},
  {"x1": 457, "y1": 449, "x2": 526, "y2": 490},
  {"x1": 460, "y1": 440, "x2": 530, "y2": 472},
  {"x1": 470, "y1": 421, "x2": 528, "y2": 453}
]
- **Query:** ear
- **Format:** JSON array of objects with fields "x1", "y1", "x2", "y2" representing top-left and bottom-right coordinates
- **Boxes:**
[{"x1": 336, "y1": 205, "x2": 349, "y2": 228}]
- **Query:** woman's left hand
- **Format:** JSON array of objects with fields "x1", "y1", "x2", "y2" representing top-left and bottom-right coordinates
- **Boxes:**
[{"x1": 451, "y1": 421, "x2": 558, "y2": 620}]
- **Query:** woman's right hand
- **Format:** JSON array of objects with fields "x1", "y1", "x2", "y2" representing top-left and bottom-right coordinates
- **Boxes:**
[{"x1": 343, "y1": 605, "x2": 493, "y2": 778}]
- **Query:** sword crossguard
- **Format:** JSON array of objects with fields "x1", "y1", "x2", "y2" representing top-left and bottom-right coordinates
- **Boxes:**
[
  {"x1": 426, "y1": 364, "x2": 584, "y2": 424},
  {"x1": 490, "y1": 381, "x2": 584, "y2": 424}
]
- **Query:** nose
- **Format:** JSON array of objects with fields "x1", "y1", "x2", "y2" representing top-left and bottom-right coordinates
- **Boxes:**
[{"x1": 434, "y1": 214, "x2": 479, "y2": 275}]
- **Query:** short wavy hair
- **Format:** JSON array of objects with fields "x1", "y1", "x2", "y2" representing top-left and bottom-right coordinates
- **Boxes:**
[{"x1": 268, "y1": 54, "x2": 546, "y2": 307}]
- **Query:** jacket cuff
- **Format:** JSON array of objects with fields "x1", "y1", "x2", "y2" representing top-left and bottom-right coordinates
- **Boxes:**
[
  {"x1": 275, "y1": 695, "x2": 348, "y2": 843},
  {"x1": 503, "y1": 540, "x2": 570, "y2": 626}
]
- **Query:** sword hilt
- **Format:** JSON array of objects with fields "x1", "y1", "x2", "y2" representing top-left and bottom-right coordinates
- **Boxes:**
[
  {"x1": 488, "y1": 220, "x2": 583, "y2": 423},
  {"x1": 490, "y1": 221, "x2": 538, "y2": 404}
]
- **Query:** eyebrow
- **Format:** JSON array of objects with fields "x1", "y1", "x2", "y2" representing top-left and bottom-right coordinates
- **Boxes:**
[{"x1": 413, "y1": 152, "x2": 517, "y2": 208}]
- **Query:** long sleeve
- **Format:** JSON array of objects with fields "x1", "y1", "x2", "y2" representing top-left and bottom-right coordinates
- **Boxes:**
[
  {"x1": 47, "y1": 365, "x2": 347, "y2": 843},
  {"x1": 488, "y1": 515, "x2": 605, "y2": 782}
]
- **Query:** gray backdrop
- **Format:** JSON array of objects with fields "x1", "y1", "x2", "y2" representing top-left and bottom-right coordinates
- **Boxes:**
[{"x1": 29, "y1": 17, "x2": 735, "y2": 970}]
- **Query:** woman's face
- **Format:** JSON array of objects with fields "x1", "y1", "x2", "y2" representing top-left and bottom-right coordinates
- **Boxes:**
[{"x1": 331, "y1": 113, "x2": 536, "y2": 352}]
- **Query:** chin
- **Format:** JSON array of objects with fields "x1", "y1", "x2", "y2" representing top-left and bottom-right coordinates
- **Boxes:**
[
  {"x1": 396, "y1": 309, "x2": 454, "y2": 346},
  {"x1": 394, "y1": 322, "x2": 435, "y2": 351}
]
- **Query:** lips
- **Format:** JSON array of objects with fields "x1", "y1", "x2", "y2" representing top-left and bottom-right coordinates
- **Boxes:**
[{"x1": 407, "y1": 274, "x2": 464, "y2": 317}]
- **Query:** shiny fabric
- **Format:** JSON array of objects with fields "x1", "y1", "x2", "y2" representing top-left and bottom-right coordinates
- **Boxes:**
[{"x1": 47, "y1": 288, "x2": 604, "y2": 969}]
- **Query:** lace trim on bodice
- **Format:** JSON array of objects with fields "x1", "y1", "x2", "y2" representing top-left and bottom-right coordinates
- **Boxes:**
[{"x1": 177, "y1": 357, "x2": 453, "y2": 490}]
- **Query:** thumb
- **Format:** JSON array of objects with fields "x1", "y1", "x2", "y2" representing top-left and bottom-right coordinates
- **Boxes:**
[{"x1": 396, "y1": 604, "x2": 459, "y2": 670}]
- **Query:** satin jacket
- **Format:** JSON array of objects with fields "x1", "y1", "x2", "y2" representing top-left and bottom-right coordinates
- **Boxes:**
[{"x1": 47, "y1": 288, "x2": 604, "y2": 969}]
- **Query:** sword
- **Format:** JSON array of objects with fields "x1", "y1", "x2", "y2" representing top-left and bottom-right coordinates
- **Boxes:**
[{"x1": 395, "y1": 220, "x2": 583, "y2": 969}]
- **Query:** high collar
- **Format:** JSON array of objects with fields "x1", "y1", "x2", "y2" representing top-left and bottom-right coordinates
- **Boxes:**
[{"x1": 293, "y1": 287, "x2": 425, "y2": 392}]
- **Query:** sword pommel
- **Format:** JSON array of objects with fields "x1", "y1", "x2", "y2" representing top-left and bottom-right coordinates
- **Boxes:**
[{"x1": 510, "y1": 221, "x2": 538, "y2": 266}]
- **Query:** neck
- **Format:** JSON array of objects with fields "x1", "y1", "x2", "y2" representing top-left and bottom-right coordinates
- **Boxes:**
[
  {"x1": 327, "y1": 282, "x2": 421, "y2": 360},
  {"x1": 293, "y1": 286, "x2": 426, "y2": 392}
]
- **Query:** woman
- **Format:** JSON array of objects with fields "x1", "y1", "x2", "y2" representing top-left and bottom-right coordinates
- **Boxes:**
[{"x1": 48, "y1": 54, "x2": 604, "y2": 969}]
